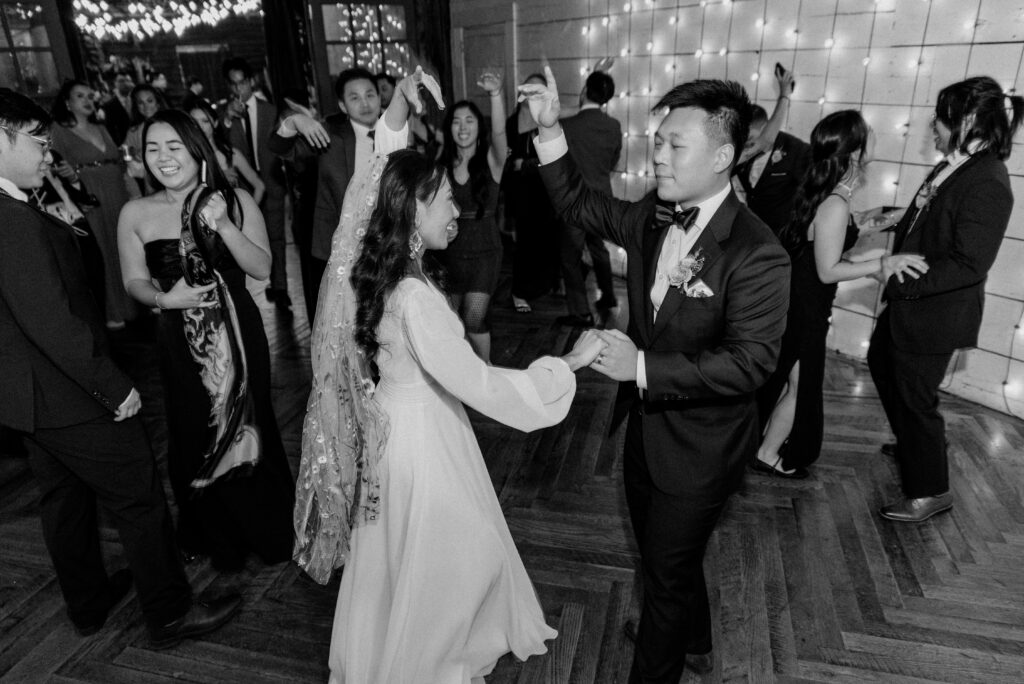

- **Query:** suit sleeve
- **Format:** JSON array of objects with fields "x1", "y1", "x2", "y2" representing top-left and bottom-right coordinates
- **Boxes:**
[
  {"x1": 0, "y1": 212, "x2": 132, "y2": 411},
  {"x1": 644, "y1": 241, "x2": 791, "y2": 399},
  {"x1": 268, "y1": 129, "x2": 320, "y2": 162},
  {"x1": 886, "y1": 174, "x2": 1012, "y2": 300},
  {"x1": 537, "y1": 150, "x2": 644, "y2": 249}
]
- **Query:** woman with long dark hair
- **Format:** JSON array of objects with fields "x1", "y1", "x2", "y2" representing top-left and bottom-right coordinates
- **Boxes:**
[
  {"x1": 188, "y1": 98, "x2": 265, "y2": 203},
  {"x1": 116, "y1": 109, "x2": 294, "y2": 569},
  {"x1": 439, "y1": 72, "x2": 507, "y2": 361},
  {"x1": 319, "y1": 147, "x2": 603, "y2": 681},
  {"x1": 869, "y1": 77, "x2": 1023, "y2": 521},
  {"x1": 753, "y1": 110, "x2": 928, "y2": 478},
  {"x1": 50, "y1": 79, "x2": 134, "y2": 328}
]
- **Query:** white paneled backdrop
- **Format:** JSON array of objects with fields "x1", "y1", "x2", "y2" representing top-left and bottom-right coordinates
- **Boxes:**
[{"x1": 450, "y1": 0, "x2": 1024, "y2": 418}]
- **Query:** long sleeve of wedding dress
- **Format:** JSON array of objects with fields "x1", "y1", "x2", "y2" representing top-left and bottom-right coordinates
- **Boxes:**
[{"x1": 398, "y1": 279, "x2": 576, "y2": 433}]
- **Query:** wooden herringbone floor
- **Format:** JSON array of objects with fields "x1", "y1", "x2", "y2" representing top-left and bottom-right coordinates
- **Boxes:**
[{"x1": 3, "y1": 247, "x2": 1024, "y2": 683}]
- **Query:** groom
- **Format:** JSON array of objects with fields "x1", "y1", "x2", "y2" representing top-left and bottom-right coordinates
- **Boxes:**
[{"x1": 523, "y1": 70, "x2": 790, "y2": 682}]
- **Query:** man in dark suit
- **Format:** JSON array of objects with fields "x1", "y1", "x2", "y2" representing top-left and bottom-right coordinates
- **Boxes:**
[
  {"x1": 221, "y1": 57, "x2": 290, "y2": 306},
  {"x1": 868, "y1": 76, "x2": 1016, "y2": 522},
  {"x1": 733, "y1": 101, "x2": 809, "y2": 236},
  {"x1": 100, "y1": 68, "x2": 134, "y2": 147},
  {"x1": 523, "y1": 71, "x2": 790, "y2": 682},
  {"x1": 0, "y1": 88, "x2": 239, "y2": 647},
  {"x1": 268, "y1": 67, "x2": 384, "y2": 323},
  {"x1": 557, "y1": 69, "x2": 622, "y2": 327}
]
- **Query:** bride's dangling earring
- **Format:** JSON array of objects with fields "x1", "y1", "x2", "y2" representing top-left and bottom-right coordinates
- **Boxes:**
[{"x1": 408, "y1": 230, "x2": 423, "y2": 259}]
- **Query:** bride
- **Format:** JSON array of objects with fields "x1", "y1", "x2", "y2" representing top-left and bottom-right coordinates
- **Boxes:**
[{"x1": 293, "y1": 70, "x2": 605, "y2": 682}]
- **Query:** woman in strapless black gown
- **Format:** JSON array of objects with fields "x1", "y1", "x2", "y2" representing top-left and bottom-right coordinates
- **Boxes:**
[
  {"x1": 753, "y1": 111, "x2": 929, "y2": 478},
  {"x1": 117, "y1": 110, "x2": 294, "y2": 570}
]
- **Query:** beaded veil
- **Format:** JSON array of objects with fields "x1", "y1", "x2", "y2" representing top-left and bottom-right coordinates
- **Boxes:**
[{"x1": 293, "y1": 154, "x2": 389, "y2": 584}]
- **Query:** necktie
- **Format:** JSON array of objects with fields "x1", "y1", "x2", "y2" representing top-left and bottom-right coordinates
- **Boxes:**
[
  {"x1": 241, "y1": 104, "x2": 257, "y2": 170},
  {"x1": 899, "y1": 159, "x2": 950, "y2": 243},
  {"x1": 653, "y1": 204, "x2": 699, "y2": 232}
]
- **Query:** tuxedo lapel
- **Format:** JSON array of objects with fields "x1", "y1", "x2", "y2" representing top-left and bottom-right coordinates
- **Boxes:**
[
  {"x1": 896, "y1": 153, "x2": 984, "y2": 249},
  {"x1": 649, "y1": 193, "x2": 735, "y2": 343},
  {"x1": 642, "y1": 208, "x2": 670, "y2": 341}
]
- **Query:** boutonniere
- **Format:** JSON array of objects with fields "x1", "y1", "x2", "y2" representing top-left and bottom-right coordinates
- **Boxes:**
[
  {"x1": 770, "y1": 148, "x2": 785, "y2": 164},
  {"x1": 916, "y1": 180, "x2": 938, "y2": 212},
  {"x1": 666, "y1": 248, "x2": 705, "y2": 290}
]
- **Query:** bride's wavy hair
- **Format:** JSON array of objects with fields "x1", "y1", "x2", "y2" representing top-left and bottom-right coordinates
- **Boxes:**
[
  {"x1": 352, "y1": 149, "x2": 447, "y2": 362},
  {"x1": 778, "y1": 109, "x2": 868, "y2": 252}
]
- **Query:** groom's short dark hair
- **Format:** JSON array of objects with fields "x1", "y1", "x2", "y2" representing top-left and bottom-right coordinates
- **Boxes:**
[{"x1": 654, "y1": 80, "x2": 752, "y2": 167}]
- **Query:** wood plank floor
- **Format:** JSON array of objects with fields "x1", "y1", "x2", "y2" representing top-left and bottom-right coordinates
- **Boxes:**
[{"x1": 3, "y1": 247, "x2": 1024, "y2": 683}]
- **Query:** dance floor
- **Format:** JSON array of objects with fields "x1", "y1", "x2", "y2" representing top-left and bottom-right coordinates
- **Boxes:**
[{"x1": 2, "y1": 246, "x2": 1024, "y2": 683}]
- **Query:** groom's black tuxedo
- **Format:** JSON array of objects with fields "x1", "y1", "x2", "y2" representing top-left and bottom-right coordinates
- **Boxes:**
[
  {"x1": 0, "y1": 190, "x2": 190, "y2": 630},
  {"x1": 539, "y1": 153, "x2": 789, "y2": 682}
]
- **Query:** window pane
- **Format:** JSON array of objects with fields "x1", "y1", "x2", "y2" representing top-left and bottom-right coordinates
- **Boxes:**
[
  {"x1": 4, "y1": 3, "x2": 50, "y2": 48},
  {"x1": 0, "y1": 53, "x2": 16, "y2": 87},
  {"x1": 353, "y1": 42, "x2": 381, "y2": 73},
  {"x1": 322, "y1": 4, "x2": 353, "y2": 42},
  {"x1": 383, "y1": 43, "x2": 411, "y2": 78},
  {"x1": 380, "y1": 5, "x2": 406, "y2": 41},
  {"x1": 349, "y1": 4, "x2": 380, "y2": 42},
  {"x1": 16, "y1": 50, "x2": 59, "y2": 96},
  {"x1": 326, "y1": 44, "x2": 354, "y2": 75}
]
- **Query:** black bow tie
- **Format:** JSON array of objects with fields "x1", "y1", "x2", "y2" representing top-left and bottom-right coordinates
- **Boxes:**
[{"x1": 654, "y1": 204, "x2": 699, "y2": 232}]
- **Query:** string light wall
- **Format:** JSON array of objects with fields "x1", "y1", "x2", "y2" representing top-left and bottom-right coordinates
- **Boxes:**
[{"x1": 456, "y1": 0, "x2": 1024, "y2": 418}]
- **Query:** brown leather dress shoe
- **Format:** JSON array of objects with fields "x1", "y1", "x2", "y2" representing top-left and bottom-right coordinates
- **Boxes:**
[
  {"x1": 879, "y1": 492, "x2": 953, "y2": 522},
  {"x1": 148, "y1": 594, "x2": 242, "y2": 649}
]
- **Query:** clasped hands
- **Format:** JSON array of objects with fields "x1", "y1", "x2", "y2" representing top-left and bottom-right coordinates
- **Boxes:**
[{"x1": 564, "y1": 329, "x2": 639, "y2": 381}]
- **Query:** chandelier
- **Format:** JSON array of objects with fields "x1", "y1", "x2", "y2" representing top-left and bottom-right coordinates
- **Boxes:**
[{"x1": 70, "y1": 0, "x2": 262, "y2": 41}]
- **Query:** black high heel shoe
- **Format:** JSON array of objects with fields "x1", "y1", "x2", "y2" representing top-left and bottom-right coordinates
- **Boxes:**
[{"x1": 750, "y1": 455, "x2": 809, "y2": 480}]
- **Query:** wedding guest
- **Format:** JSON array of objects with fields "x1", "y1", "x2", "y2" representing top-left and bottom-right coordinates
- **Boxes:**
[
  {"x1": 506, "y1": 72, "x2": 562, "y2": 313},
  {"x1": 189, "y1": 98, "x2": 265, "y2": 203},
  {"x1": 439, "y1": 72, "x2": 507, "y2": 361},
  {"x1": 869, "y1": 76, "x2": 1022, "y2": 522},
  {"x1": 754, "y1": 111, "x2": 927, "y2": 478},
  {"x1": 101, "y1": 68, "x2": 134, "y2": 146},
  {"x1": 268, "y1": 67, "x2": 390, "y2": 322},
  {"x1": 733, "y1": 68, "x2": 808, "y2": 236},
  {"x1": 375, "y1": 72, "x2": 396, "y2": 108},
  {"x1": 117, "y1": 110, "x2": 295, "y2": 569},
  {"x1": 557, "y1": 68, "x2": 622, "y2": 328},
  {"x1": 124, "y1": 84, "x2": 168, "y2": 196},
  {"x1": 220, "y1": 57, "x2": 290, "y2": 306},
  {"x1": 0, "y1": 87, "x2": 240, "y2": 648},
  {"x1": 51, "y1": 79, "x2": 134, "y2": 328}
]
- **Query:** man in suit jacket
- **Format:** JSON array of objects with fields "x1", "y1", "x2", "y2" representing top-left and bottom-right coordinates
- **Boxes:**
[
  {"x1": 524, "y1": 71, "x2": 790, "y2": 682},
  {"x1": 0, "y1": 88, "x2": 239, "y2": 647},
  {"x1": 221, "y1": 57, "x2": 290, "y2": 306},
  {"x1": 557, "y1": 70, "x2": 622, "y2": 327},
  {"x1": 100, "y1": 69, "x2": 134, "y2": 147},
  {"x1": 733, "y1": 104, "x2": 810, "y2": 236},
  {"x1": 268, "y1": 67, "x2": 384, "y2": 323},
  {"x1": 868, "y1": 76, "x2": 1016, "y2": 523}
]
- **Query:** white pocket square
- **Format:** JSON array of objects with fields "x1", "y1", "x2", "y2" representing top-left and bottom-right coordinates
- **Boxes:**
[{"x1": 684, "y1": 278, "x2": 714, "y2": 298}]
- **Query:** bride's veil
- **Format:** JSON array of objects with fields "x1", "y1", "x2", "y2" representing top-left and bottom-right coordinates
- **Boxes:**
[{"x1": 293, "y1": 154, "x2": 389, "y2": 584}]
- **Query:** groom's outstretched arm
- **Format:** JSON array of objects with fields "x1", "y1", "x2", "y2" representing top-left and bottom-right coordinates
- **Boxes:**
[{"x1": 645, "y1": 240, "x2": 790, "y2": 400}]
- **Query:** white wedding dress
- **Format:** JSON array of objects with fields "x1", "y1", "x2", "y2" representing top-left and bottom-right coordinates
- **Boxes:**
[{"x1": 327, "y1": 277, "x2": 574, "y2": 683}]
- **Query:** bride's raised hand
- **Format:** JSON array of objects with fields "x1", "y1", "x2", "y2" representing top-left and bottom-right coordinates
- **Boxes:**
[
  {"x1": 397, "y1": 66, "x2": 445, "y2": 115},
  {"x1": 517, "y1": 64, "x2": 560, "y2": 129}
]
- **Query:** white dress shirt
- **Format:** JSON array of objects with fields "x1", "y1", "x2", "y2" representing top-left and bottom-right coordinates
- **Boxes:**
[
  {"x1": 0, "y1": 176, "x2": 28, "y2": 202},
  {"x1": 534, "y1": 128, "x2": 731, "y2": 391}
]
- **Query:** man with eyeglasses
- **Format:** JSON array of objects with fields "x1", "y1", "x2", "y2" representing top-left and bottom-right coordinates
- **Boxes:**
[
  {"x1": 0, "y1": 88, "x2": 241, "y2": 647},
  {"x1": 220, "y1": 57, "x2": 291, "y2": 306}
]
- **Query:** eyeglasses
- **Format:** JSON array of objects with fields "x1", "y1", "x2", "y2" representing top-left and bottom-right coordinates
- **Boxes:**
[{"x1": 0, "y1": 124, "x2": 53, "y2": 154}]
